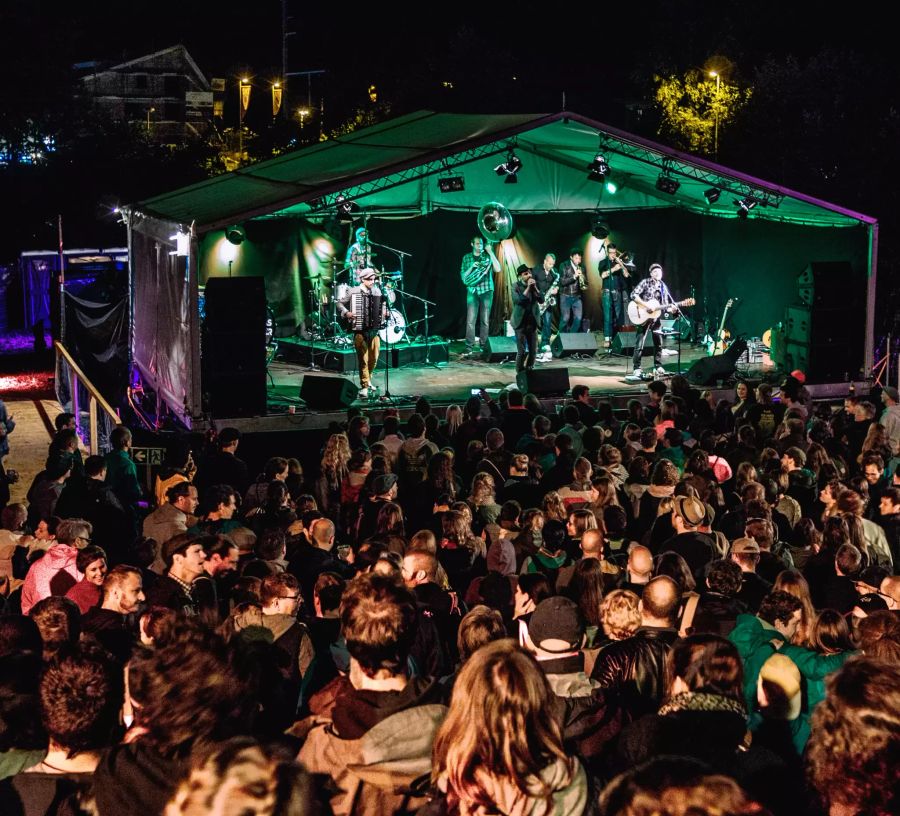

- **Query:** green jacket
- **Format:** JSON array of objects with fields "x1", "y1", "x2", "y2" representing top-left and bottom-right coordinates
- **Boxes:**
[
  {"x1": 728, "y1": 613, "x2": 786, "y2": 711},
  {"x1": 779, "y1": 644, "x2": 855, "y2": 714},
  {"x1": 104, "y1": 449, "x2": 142, "y2": 506}
]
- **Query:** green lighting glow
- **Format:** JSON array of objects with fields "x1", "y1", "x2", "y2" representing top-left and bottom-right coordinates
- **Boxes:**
[{"x1": 605, "y1": 180, "x2": 618, "y2": 194}]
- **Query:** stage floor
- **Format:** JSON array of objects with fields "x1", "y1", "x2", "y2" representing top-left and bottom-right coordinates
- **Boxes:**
[{"x1": 222, "y1": 336, "x2": 777, "y2": 432}]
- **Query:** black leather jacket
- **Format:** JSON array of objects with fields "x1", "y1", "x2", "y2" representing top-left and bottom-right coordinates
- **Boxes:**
[{"x1": 590, "y1": 626, "x2": 679, "y2": 719}]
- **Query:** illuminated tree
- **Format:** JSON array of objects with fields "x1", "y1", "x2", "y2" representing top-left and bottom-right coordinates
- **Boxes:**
[{"x1": 654, "y1": 69, "x2": 751, "y2": 156}]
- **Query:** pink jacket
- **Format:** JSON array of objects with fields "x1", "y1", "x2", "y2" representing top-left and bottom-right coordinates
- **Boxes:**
[{"x1": 20, "y1": 544, "x2": 82, "y2": 614}]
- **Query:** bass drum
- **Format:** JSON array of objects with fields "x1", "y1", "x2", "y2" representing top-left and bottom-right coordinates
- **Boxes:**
[{"x1": 379, "y1": 309, "x2": 406, "y2": 344}]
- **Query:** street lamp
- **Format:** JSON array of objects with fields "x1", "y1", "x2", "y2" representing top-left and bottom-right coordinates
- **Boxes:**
[
  {"x1": 709, "y1": 70, "x2": 720, "y2": 161},
  {"x1": 146, "y1": 106, "x2": 156, "y2": 133},
  {"x1": 238, "y1": 77, "x2": 250, "y2": 165},
  {"x1": 297, "y1": 107, "x2": 309, "y2": 132}
]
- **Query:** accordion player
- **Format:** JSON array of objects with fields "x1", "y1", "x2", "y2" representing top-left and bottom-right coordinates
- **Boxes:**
[{"x1": 336, "y1": 267, "x2": 388, "y2": 399}]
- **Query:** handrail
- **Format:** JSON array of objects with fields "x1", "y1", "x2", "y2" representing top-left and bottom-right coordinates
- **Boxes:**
[{"x1": 54, "y1": 341, "x2": 120, "y2": 454}]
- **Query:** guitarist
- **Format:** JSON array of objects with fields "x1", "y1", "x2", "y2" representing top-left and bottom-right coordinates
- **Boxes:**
[
  {"x1": 626, "y1": 263, "x2": 668, "y2": 381},
  {"x1": 461, "y1": 236, "x2": 501, "y2": 355},
  {"x1": 532, "y1": 252, "x2": 558, "y2": 361}
]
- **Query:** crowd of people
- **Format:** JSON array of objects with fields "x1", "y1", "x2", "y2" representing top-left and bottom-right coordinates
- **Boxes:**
[{"x1": 0, "y1": 375, "x2": 899, "y2": 816}]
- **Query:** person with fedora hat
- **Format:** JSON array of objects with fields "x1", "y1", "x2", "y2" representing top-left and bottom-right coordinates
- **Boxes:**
[
  {"x1": 730, "y1": 537, "x2": 771, "y2": 614},
  {"x1": 145, "y1": 532, "x2": 207, "y2": 616},
  {"x1": 655, "y1": 495, "x2": 716, "y2": 580},
  {"x1": 337, "y1": 267, "x2": 387, "y2": 400}
]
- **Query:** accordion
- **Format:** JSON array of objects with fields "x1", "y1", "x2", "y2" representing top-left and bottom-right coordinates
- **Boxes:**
[{"x1": 348, "y1": 291, "x2": 384, "y2": 331}]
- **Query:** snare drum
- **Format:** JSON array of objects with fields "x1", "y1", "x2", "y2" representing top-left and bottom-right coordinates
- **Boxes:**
[
  {"x1": 379, "y1": 309, "x2": 406, "y2": 344},
  {"x1": 383, "y1": 280, "x2": 396, "y2": 305}
]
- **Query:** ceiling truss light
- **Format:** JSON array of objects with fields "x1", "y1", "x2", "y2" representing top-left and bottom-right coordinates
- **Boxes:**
[
  {"x1": 655, "y1": 173, "x2": 680, "y2": 195},
  {"x1": 494, "y1": 150, "x2": 522, "y2": 184},
  {"x1": 735, "y1": 197, "x2": 758, "y2": 218},
  {"x1": 704, "y1": 187, "x2": 721, "y2": 205},
  {"x1": 225, "y1": 224, "x2": 246, "y2": 245},
  {"x1": 590, "y1": 215, "x2": 610, "y2": 240},
  {"x1": 438, "y1": 175, "x2": 465, "y2": 193},
  {"x1": 587, "y1": 152, "x2": 610, "y2": 182}
]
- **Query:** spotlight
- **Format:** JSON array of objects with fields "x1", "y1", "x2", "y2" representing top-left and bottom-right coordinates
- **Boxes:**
[
  {"x1": 494, "y1": 151, "x2": 522, "y2": 184},
  {"x1": 225, "y1": 225, "x2": 246, "y2": 245},
  {"x1": 735, "y1": 197, "x2": 757, "y2": 218},
  {"x1": 336, "y1": 195, "x2": 360, "y2": 223},
  {"x1": 586, "y1": 153, "x2": 609, "y2": 182},
  {"x1": 704, "y1": 188, "x2": 721, "y2": 205},
  {"x1": 590, "y1": 215, "x2": 610, "y2": 240},
  {"x1": 605, "y1": 180, "x2": 618, "y2": 195},
  {"x1": 655, "y1": 173, "x2": 680, "y2": 195},
  {"x1": 438, "y1": 175, "x2": 465, "y2": 193}
]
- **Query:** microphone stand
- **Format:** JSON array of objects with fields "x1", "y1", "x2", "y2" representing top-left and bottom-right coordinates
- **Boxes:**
[
  {"x1": 369, "y1": 240, "x2": 413, "y2": 328},
  {"x1": 660, "y1": 280, "x2": 685, "y2": 374},
  {"x1": 393, "y1": 286, "x2": 440, "y2": 368}
]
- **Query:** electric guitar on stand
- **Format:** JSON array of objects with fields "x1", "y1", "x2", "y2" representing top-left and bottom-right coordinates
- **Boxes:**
[
  {"x1": 707, "y1": 298, "x2": 736, "y2": 355},
  {"x1": 627, "y1": 298, "x2": 695, "y2": 326}
]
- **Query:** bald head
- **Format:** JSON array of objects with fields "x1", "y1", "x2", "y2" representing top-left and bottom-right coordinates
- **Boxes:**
[
  {"x1": 641, "y1": 576, "x2": 681, "y2": 625},
  {"x1": 881, "y1": 576, "x2": 900, "y2": 610},
  {"x1": 581, "y1": 528, "x2": 604, "y2": 558},
  {"x1": 628, "y1": 545, "x2": 653, "y2": 580}
]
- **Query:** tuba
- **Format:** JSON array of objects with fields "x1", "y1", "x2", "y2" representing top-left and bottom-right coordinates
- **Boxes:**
[{"x1": 478, "y1": 202, "x2": 514, "y2": 242}]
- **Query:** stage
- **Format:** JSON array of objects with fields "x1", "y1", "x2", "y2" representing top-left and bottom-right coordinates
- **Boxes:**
[{"x1": 195, "y1": 334, "x2": 789, "y2": 433}]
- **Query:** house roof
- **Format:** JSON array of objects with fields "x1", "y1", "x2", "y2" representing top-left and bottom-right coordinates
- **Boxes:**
[{"x1": 129, "y1": 110, "x2": 876, "y2": 232}]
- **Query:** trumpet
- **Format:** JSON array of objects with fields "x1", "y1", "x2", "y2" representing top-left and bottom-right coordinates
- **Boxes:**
[{"x1": 575, "y1": 265, "x2": 588, "y2": 291}]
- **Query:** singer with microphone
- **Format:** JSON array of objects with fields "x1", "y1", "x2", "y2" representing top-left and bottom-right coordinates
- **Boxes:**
[{"x1": 511, "y1": 264, "x2": 544, "y2": 373}]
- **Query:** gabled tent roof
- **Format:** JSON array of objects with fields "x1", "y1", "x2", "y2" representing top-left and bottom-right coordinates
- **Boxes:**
[{"x1": 130, "y1": 110, "x2": 875, "y2": 232}]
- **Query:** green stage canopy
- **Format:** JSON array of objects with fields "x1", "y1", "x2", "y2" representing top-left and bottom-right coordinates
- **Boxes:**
[{"x1": 132, "y1": 110, "x2": 874, "y2": 232}]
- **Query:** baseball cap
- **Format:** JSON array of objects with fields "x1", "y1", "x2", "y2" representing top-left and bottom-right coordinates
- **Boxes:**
[
  {"x1": 854, "y1": 593, "x2": 889, "y2": 615},
  {"x1": 759, "y1": 653, "x2": 802, "y2": 720},
  {"x1": 528, "y1": 597, "x2": 586, "y2": 653},
  {"x1": 784, "y1": 446, "x2": 806, "y2": 466},
  {"x1": 672, "y1": 495, "x2": 705, "y2": 527},
  {"x1": 789, "y1": 370, "x2": 806, "y2": 384},
  {"x1": 731, "y1": 537, "x2": 761, "y2": 555},
  {"x1": 883, "y1": 386, "x2": 899, "y2": 403},
  {"x1": 371, "y1": 473, "x2": 398, "y2": 495}
]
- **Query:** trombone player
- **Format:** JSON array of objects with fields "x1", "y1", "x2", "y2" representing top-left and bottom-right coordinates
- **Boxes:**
[{"x1": 460, "y1": 234, "x2": 500, "y2": 355}]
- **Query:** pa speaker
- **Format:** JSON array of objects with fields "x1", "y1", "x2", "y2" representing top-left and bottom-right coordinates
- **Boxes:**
[
  {"x1": 482, "y1": 336, "x2": 518, "y2": 362},
  {"x1": 204, "y1": 277, "x2": 267, "y2": 331},
  {"x1": 797, "y1": 262, "x2": 857, "y2": 309},
  {"x1": 300, "y1": 375, "x2": 358, "y2": 410},
  {"x1": 612, "y1": 329, "x2": 655, "y2": 353},
  {"x1": 552, "y1": 333, "x2": 599, "y2": 358},
  {"x1": 516, "y1": 368, "x2": 571, "y2": 396},
  {"x1": 205, "y1": 372, "x2": 266, "y2": 417}
]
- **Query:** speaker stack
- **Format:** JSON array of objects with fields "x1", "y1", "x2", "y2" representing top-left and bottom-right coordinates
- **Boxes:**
[
  {"x1": 776, "y1": 261, "x2": 864, "y2": 381},
  {"x1": 202, "y1": 277, "x2": 267, "y2": 417}
]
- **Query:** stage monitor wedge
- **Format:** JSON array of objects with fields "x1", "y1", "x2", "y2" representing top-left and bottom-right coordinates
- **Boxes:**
[
  {"x1": 300, "y1": 375, "x2": 358, "y2": 410},
  {"x1": 516, "y1": 368, "x2": 571, "y2": 396},
  {"x1": 552, "y1": 333, "x2": 599, "y2": 358},
  {"x1": 684, "y1": 338, "x2": 748, "y2": 386},
  {"x1": 482, "y1": 336, "x2": 518, "y2": 363}
]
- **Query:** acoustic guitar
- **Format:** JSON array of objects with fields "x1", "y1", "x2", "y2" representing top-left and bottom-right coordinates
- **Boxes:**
[{"x1": 627, "y1": 298, "x2": 695, "y2": 326}]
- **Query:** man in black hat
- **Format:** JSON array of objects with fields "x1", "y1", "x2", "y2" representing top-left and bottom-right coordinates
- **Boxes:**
[
  {"x1": 524, "y1": 596, "x2": 619, "y2": 771},
  {"x1": 655, "y1": 495, "x2": 716, "y2": 580},
  {"x1": 510, "y1": 265, "x2": 543, "y2": 374},
  {"x1": 356, "y1": 472, "x2": 399, "y2": 542}
]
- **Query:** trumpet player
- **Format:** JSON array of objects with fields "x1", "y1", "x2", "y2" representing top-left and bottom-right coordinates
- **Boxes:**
[
  {"x1": 558, "y1": 247, "x2": 587, "y2": 333},
  {"x1": 600, "y1": 243, "x2": 631, "y2": 345},
  {"x1": 461, "y1": 235, "x2": 500, "y2": 355}
]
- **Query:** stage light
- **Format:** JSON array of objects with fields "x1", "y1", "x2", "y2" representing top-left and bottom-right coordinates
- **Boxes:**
[
  {"x1": 587, "y1": 153, "x2": 609, "y2": 182},
  {"x1": 735, "y1": 197, "x2": 757, "y2": 218},
  {"x1": 225, "y1": 225, "x2": 246, "y2": 245},
  {"x1": 494, "y1": 151, "x2": 522, "y2": 183},
  {"x1": 704, "y1": 188, "x2": 721, "y2": 204},
  {"x1": 336, "y1": 195, "x2": 360, "y2": 223},
  {"x1": 438, "y1": 175, "x2": 465, "y2": 193},
  {"x1": 656, "y1": 173, "x2": 680, "y2": 195},
  {"x1": 590, "y1": 215, "x2": 610, "y2": 240},
  {"x1": 605, "y1": 180, "x2": 618, "y2": 194}
]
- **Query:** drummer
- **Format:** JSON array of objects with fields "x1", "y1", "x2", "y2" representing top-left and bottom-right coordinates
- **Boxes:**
[{"x1": 345, "y1": 227, "x2": 370, "y2": 286}]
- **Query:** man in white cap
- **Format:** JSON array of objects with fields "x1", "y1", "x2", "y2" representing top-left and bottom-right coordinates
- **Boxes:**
[{"x1": 337, "y1": 267, "x2": 387, "y2": 399}]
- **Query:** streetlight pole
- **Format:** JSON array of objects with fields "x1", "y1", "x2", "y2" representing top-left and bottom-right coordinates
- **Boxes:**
[
  {"x1": 147, "y1": 106, "x2": 155, "y2": 133},
  {"x1": 239, "y1": 77, "x2": 249, "y2": 165},
  {"x1": 709, "y1": 71, "x2": 720, "y2": 161}
]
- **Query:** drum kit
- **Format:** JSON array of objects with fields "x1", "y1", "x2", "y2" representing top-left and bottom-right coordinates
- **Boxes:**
[{"x1": 302, "y1": 261, "x2": 408, "y2": 346}]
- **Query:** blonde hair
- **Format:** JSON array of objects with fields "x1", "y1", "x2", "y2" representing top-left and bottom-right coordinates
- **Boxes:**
[
  {"x1": 600, "y1": 589, "x2": 641, "y2": 640},
  {"x1": 445, "y1": 405, "x2": 463, "y2": 437},
  {"x1": 469, "y1": 472, "x2": 496, "y2": 507},
  {"x1": 773, "y1": 570, "x2": 816, "y2": 646},
  {"x1": 320, "y1": 433, "x2": 350, "y2": 482},
  {"x1": 432, "y1": 640, "x2": 575, "y2": 812},
  {"x1": 541, "y1": 491, "x2": 567, "y2": 522}
]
